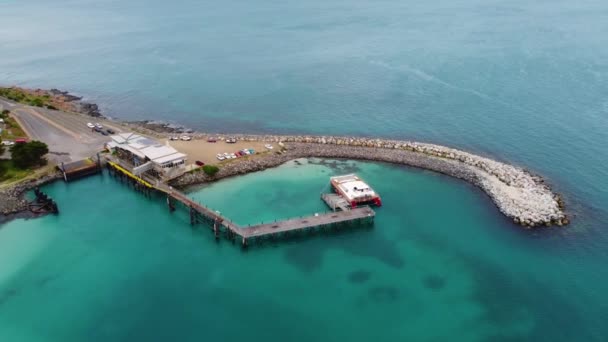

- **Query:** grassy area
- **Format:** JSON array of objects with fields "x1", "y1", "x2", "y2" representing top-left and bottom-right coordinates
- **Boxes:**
[
  {"x1": 1, "y1": 115, "x2": 27, "y2": 140},
  {"x1": 0, "y1": 87, "x2": 55, "y2": 108},
  {"x1": 0, "y1": 159, "x2": 35, "y2": 183}
]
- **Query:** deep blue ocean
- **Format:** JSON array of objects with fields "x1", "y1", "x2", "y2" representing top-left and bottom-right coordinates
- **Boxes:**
[{"x1": 1, "y1": 0, "x2": 607, "y2": 341}]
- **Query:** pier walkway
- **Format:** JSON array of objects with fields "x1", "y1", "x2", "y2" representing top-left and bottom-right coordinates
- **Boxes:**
[
  {"x1": 106, "y1": 159, "x2": 375, "y2": 247},
  {"x1": 241, "y1": 206, "x2": 374, "y2": 238}
]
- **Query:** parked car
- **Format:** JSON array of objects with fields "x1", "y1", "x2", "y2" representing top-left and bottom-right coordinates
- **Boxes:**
[
  {"x1": 207, "y1": 137, "x2": 217, "y2": 143},
  {"x1": 216, "y1": 153, "x2": 225, "y2": 161},
  {"x1": 180, "y1": 135, "x2": 191, "y2": 141},
  {"x1": 226, "y1": 138, "x2": 236, "y2": 144},
  {"x1": 87, "y1": 122, "x2": 95, "y2": 128},
  {"x1": 265, "y1": 144, "x2": 274, "y2": 150},
  {"x1": 94, "y1": 123, "x2": 103, "y2": 129},
  {"x1": 106, "y1": 128, "x2": 115, "y2": 134},
  {"x1": 170, "y1": 136, "x2": 179, "y2": 141},
  {"x1": 195, "y1": 160, "x2": 205, "y2": 166},
  {"x1": 1, "y1": 140, "x2": 15, "y2": 146},
  {"x1": 94, "y1": 126, "x2": 102, "y2": 132},
  {"x1": 15, "y1": 138, "x2": 27, "y2": 144}
]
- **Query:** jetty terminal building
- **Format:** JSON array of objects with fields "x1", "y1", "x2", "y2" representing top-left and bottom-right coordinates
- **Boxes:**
[{"x1": 105, "y1": 133, "x2": 187, "y2": 180}]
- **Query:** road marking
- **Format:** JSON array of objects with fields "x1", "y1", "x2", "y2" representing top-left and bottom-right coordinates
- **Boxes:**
[
  {"x1": 9, "y1": 112, "x2": 33, "y2": 139},
  {"x1": 19, "y1": 107, "x2": 85, "y2": 141}
]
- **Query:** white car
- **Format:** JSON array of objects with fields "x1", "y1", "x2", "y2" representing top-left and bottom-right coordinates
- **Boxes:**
[
  {"x1": 216, "y1": 153, "x2": 225, "y2": 161},
  {"x1": 170, "y1": 136, "x2": 179, "y2": 141},
  {"x1": 1, "y1": 140, "x2": 15, "y2": 146},
  {"x1": 265, "y1": 144, "x2": 273, "y2": 150},
  {"x1": 94, "y1": 123, "x2": 103, "y2": 129},
  {"x1": 229, "y1": 153, "x2": 237, "y2": 159},
  {"x1": 180, "y1": 135, "x2": 191, "y2": 141},
  {"x1": 87, "y1": 122, "x2": 95, "y2": 128}
]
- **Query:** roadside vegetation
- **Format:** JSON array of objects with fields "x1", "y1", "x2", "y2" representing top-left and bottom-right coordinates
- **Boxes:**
[
  {"x1": 0, "y1": 110, "x2": 27, "y2": 140},
  {"x1": 0, "y1": 87, "x2": 57, "y2": 109},
  {"x1": 0, "y1": 159, "x2": 34, "y2": 183}
]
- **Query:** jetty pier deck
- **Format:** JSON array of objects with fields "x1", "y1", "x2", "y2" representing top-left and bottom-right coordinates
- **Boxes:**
[
  {"x1": 241, "y1": 206, "x2": 375, "y2": 238},
  {"x1": 105, "y1": 157, "x2": 376, "y2": 247}
]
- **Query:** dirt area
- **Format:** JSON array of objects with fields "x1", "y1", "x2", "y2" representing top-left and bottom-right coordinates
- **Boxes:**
[{"x1": 166, "y1": 139, "x2": 275, "y2": 165}]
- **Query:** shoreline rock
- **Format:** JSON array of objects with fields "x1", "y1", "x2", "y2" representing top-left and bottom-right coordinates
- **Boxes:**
[
  {"x1": 171, "y1": 139, "x2": 568, "y2": 228},
  {"x1": 1, "y1": 86, "x2": 103, "y2": 117},
  {"x1": 0, "y1": 171, "x2": 63, "y2": 220}
]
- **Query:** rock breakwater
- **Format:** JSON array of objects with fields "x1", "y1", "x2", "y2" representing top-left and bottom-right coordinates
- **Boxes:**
[
  {"x1": 173, "y1": 135, "x2": 568, "y2": 228},
  {"x1": 0, "y1": 171, "x2": 62, "y2": 219}
]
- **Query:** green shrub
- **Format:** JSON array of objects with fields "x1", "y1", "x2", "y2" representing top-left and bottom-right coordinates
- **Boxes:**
[
  {"x1": 29, "y1": 98, "x2": 44, "y2": 107},
  {"x1": 202, "y1": 165, "x2": 219, "y2": 177}
]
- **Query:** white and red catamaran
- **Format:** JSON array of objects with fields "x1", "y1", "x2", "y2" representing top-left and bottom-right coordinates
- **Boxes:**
[{"x1": 330, "y1": 174, "x2": 382, "y2": 208}]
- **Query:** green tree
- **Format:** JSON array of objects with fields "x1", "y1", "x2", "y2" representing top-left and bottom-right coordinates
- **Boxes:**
[{"x1": 10, "y1": 140, "x2": 49, "y2": 168}]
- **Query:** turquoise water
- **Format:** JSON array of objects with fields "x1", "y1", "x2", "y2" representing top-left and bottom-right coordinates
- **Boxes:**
[
  {"x1": 1, "y1": 160, "x2": 605, "y2": 341},
  {"x1": 1, "y1": 0, "x2": 608, "y2": 340}
]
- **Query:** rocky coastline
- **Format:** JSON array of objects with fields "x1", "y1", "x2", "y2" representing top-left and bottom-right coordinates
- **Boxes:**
[
  {"x1": 172, "y1": 136, "x2": 568, "y2": 228},
  {"x1": 1, "y1": 88, "x2": 568, "y2": 228},
  {"x1": 0, "y1": 86, "x2": 103, "y2": 117},
  {"x1": 0, "y1": 171, "x2": 63, "y2": 222}
]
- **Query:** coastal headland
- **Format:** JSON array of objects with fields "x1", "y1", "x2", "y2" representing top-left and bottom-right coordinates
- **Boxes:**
[{"x1": 0, "y1": 88, "x2": 568, "y2": 228}]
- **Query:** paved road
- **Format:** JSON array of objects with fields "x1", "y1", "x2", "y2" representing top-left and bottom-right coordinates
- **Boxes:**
[{"x1": 0, "y1": 98, "x2": 125, "y2": 163}]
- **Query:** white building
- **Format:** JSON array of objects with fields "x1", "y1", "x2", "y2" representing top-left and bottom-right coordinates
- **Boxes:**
[{"x1": 106, "y1": 133, "x2": 187, "y2": 180}]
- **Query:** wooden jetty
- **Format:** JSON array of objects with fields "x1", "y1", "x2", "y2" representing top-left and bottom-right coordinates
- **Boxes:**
[
  {"x1": 241, "y1": 207, "x2": 375, "y2": 239},
  {"x1": 105, "y1": 157, "x2": 376, "y2": 248}
]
